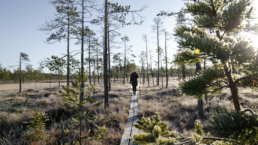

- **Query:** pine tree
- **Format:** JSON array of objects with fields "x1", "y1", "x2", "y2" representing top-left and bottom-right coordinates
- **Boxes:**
[
  {"x1": 161, "y1": 29, "x2": 171, "y2": 88},
  {"x1": 151, "y1": 17, "x2": 163, "y2": 86},
  {"x1": 121, "y1": 36, "x2": 130, "y2": 85},
  {"x1": 59, "y1": 70, "x2": 110, "y2": 144},
  {"x1": 45, "y1": 56, "x2": 66, "y2": 87},
  {"x1": 39, "y1": 0, "x2": 79, "y2": 90},
  {"x1": 24, "y1": 107, "x2": 49, "y2": 142},
  {"x1": 159, "y1": 0, "x2": 258, "y2": 142},
  {"x1": 159, "y1": 0, "x2": 257, "y2": 113},
  {"x1": 19, "y1": 52, "x2": 30, "y2": 93}
]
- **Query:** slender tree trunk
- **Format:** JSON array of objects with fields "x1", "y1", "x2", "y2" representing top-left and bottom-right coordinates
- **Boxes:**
[
  {"x1": 93, "y1": 61, "x2": 95, "y2": 85},
  {"x1": 89, "y1": 37, "x2": 91, "y2": 85},
  {"x1": 165, "y1": 35, "x2": 168, "y2": 88},
  {"x1": 157, "y1": 28, "x2": 160, "y2": 86},
  {"x1": 104, "y1": 0, "x2": 109, "y2": 109},
  {"x1": 97, "y1": 50, "x2": 99, "y2": 83},
  {"x1": 198, "y1": 99, "x2": 204, "y2": 119},
  {"x1": 108, "y1": 30, "x2": 111, "y2": 90},
  {"x1": 80, "y1": 0, "x2": 85, "y2": 102},
  {"x1": 19, "y1": 54, "x2": 21, "y2": 93},
  {"x1": 145, "y1": 38, "x2": 150, "y2": 87},
  {"x1": 224, "y1": 65, "x2": 241, "y2": 112},
  {"x1": 58, "y1": 67, "x2": 60, "y2": 88},
  {"x1": 123, "y1": 38, "x2": 126, "y2": 85},
  {"x1": 79, "y1": 3, "x2": 85, "y2": 145},
  {"x1": 203, "y1": 59, "x2": 208, "y2": 103},
  {"x1": 162, "y1": 69, "x2": 163, "y2": 88},
  {"x1": 67, "y1": 11, "x2": 70, "y2": 93},
  {"x1": 152, "y1": 74, "x2": 154, "y2": 86}
]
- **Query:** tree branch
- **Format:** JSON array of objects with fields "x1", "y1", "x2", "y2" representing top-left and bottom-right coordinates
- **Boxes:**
[
  {"x1": 241, "y1": 108, "x2": 258, "y2": 116},
  {"x1": 235, "y1": 73, "x2": 258, "y2": 84}
]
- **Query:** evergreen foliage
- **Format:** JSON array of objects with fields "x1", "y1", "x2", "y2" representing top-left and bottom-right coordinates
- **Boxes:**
[
  {"x1": 59, "y1": 70, "x2": 109, "y2": 144},
  {"x1": 24, "y1": 107, "x2": 49, "y2": 141},
  {"x1": 133, "y1": 113, "x2": 178, "y2": 144},
  {"x1": 159, "y1": 0, "x2": 257, "y2": 113},
  {"x1": 208, "y1": 106, "x2": 258, "y2": 144},
  {"x1": 133, "y1": 113, "x2": 236, "y2": 144},
  {"x1": 179, "y1": 66, "x2": 225, "y2": 99},
  {"x1": 173, "y1": 49, "x2": 200, "y2": 66}
]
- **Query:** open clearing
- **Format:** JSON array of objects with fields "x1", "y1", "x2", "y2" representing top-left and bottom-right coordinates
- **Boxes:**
[{"x1": 0, "y1": 77, "x2": 258, "y2": 144}]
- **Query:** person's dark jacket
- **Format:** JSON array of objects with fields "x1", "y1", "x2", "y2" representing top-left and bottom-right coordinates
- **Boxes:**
[{"x1": 130, "y1": 72, "x2": 138, "y2": 86}]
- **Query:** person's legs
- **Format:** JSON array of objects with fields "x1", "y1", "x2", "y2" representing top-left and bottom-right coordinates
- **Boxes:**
[{"x1": 133, "y1": 85, "x2": 136, "y2": 94}]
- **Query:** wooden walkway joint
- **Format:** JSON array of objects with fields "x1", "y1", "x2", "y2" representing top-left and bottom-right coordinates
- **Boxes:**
[{"x1": 120, "y1": 92, "x2": 139, "y2": 145}]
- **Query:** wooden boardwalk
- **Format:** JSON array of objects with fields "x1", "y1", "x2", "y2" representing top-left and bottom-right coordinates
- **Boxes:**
[{"x1": 120, "y1": 92, "x2": 139, "y2": 145}]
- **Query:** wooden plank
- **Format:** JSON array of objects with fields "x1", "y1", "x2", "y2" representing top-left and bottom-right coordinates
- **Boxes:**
[
  {"x1": 121, "y1": 87, "x2": 139, "y2": 145},
  {"x1": 130, "y1": 94, "x2": 139, "y2": 145},
  {"x1": 120, "y1": 94, "x2": 135, "y2": 145}
]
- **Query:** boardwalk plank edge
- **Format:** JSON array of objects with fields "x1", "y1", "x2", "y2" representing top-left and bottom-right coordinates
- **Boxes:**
[{"x1": 120, "y1": 92, "x2": 139, "y2": 145}]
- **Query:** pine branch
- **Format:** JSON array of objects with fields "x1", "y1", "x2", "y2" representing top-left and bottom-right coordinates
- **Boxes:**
[
  {"x1": 175, "y1": 139, "x2": 193, "y2": 145},
  {"x1": 203, "y1": 137, "x2": 236, "y2": 142},
  {"x1": 209, "y1": 86, "x2": 226, "y2": 93},
  {"x1": 206, "y1": 80, "x2": 228, "y2": 88},
  {"x1": 241, "y1": 108, "x2": 258, "y2": 116},
  {"x1": 234, "y1": 73, "x2": 258, "y2": 84}
]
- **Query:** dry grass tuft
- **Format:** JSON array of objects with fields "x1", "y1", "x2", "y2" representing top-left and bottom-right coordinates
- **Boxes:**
[{"x1": 1, "y1": 78, "x2": 258, "y2": 144}]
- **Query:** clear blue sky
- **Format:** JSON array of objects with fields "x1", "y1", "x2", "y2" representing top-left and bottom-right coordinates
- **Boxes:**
[{"x1": 0, "y1": 0, "x2": 257, "y2": 73}]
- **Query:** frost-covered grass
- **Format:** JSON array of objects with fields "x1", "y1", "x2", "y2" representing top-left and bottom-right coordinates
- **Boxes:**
[
  {"x1": 0, "y1": 80, "x2": 131, "y2": 145},
  {"x1": 1, "y1": 77, "x2": 258, "y2": 144}
]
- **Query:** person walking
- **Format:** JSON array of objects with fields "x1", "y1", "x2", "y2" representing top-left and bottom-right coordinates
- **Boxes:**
[{"x1": 130, "y1": 71, "x2": 138, "y2": 95}]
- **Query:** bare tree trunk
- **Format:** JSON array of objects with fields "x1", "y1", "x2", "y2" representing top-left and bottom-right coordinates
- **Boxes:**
[
  {"x1": 67, "y1": 14, "x2": 70, "y2": 92},
  {"x1": 89, "y1": 37, "x2": 91, "y2": 85},
  {"x1": 79, "y1": 1, "x2": 85, "y2": 145},
  {"x1": 97, "y1": 49, "x2": 99, "y2": 83},
  {"x1": 93, "y1": 61, "x2": 95, "y2": 85},
  {"x1": 161, "y1": 63, "x2": 163, "y2": 88},
  {"x1": 108, "y1": 30, "x2": 111, "y2": 90},
  {"x1": 145, "y1": 38, "x2": 149, "y2": 87},
  {"x1": 19, "y1": 54, "x2": 21, "y2": 93},
  {"x1": 162, "y1": 70, "x2": 163, "y2": 88},
  {"x1": 152, "y1": 74, "x2": 154, "y2": 86},
  {"x1": 157, "y1": 29, "x2": 160, "y2": 86},
  {"x1": 123, "y1": 37, "x2": 126, "y2": 85},
  {"x1": 58, "y1": 67, "x2": 60, "y2": 88},
  {"x1": 165, "y1": 36, "x2": 168, "y2": 88},
  {"x1": 104, "y1": 0, "x2": 109, "y2": 109}
]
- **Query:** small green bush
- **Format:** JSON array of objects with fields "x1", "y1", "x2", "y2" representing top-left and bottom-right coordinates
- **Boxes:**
[
  {"x1": 24, "y1": 107, "x2": 49, "y2": 141},
  {"x1": 133, "y1": 113, "x2": 236, "y2": 145},
  {"x1": 60, "y1": 70, "x2": 110, "y2": 144}
]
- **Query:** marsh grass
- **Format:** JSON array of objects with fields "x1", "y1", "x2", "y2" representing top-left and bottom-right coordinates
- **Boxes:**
[
  {"x1": 137, "y1": 78, "x2": 258, "y2": 141},
  {"x1": 0, "y1": 77, "x2": 258, "y2": 144},
  {"x1": 0, "y1": 80, "x2": 131, "y2": 145}
]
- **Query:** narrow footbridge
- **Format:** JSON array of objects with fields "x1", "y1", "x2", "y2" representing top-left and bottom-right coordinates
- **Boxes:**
[{"x1": 120, "y1": 92, "x2": 139, "y2": 145}]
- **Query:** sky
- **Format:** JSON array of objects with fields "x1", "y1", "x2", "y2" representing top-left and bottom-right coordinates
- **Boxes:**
[{"x1": 0, "y1": 0, "x2": 258, "y2": 73}]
